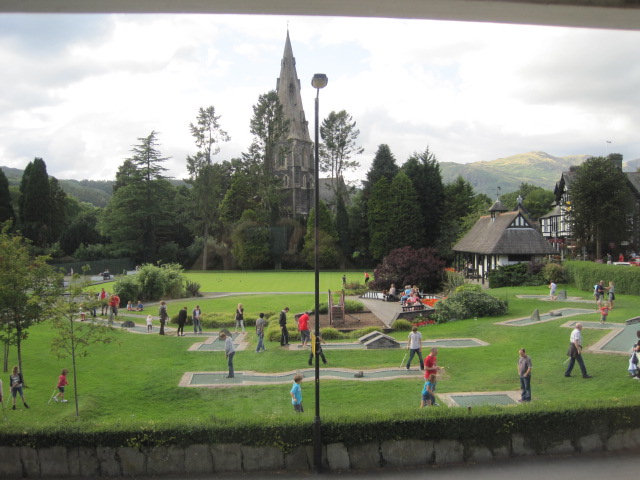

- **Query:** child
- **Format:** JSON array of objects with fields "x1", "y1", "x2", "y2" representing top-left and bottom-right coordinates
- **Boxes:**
[
  {"x1": 9, "y1": 365, "x2": 28, "y2": 410},
  {"x1": 421, "y1": 374, "x2": 436, "y2": 408},
  {"x1": 136, "y1": 300, "x2": 144, "y2": 312},
  {"x1": 146, "y1": 314, "x2": 153, "y2": 332},
  {"x1": 79, "y1": 305, "x2": 86, "y2": 321},
  {"x1": 290, "y1": 374, "x2": 304, "y2": 412},
  {"x1": 308, "y1": 333, "x2": 327, "y2": 366},
  {"x1": 53, "y1": 368, "x2": 69, "y2": 403},
  {"x1": 127, "y1": 301, "x2": 133, "y2": 311},
  {"x1": 629, "y1": 343, "x2": 640, "y2": 378},
  {"x1": 599, "y1": 301, "x2": 611, "y2": 324}
]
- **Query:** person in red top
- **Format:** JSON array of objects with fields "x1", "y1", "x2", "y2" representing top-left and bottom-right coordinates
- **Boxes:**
[
  {"x1": 53, "y1": 368, "x2": 69, "y2": 403},
  {"x1": 423, "y1": 348, "x2": 442, "y2": 405},
  {"x1": 297, "y1": 311, "x2": 311, "y2": 347},
  {"x1": 108, "y1": 294, "x2": 120, "y2": 323}
]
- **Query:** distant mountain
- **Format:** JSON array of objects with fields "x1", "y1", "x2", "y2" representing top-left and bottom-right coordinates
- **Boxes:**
[{"x1": 440, "y1": 151, "x2": 593, "y2": 197}]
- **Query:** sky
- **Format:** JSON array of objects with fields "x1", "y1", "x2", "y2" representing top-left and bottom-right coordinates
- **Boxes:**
[{"x1": 1, "y1": 13, "x2": 639, "y2": 185}]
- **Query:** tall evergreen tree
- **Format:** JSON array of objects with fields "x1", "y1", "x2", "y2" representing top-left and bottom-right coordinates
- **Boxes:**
[
  {"x1": 335, "y1": 194, "x2": 351, "y2": 260},
  {"x1": 186, "y1": 106, "x2": 230, "y2": 270},
  {"x1": 0, "y1": 169, "x2": 15, "y2": 225},
  {"x1": 20, "y1": 158, "x2": 51, "y2": 247},
  {"x1": 364, "y1": 144, "x2": 399, "y2": 194},
  {"x1": 48, "y1": 177, "x2": 70, "y2": 244},
  {"x1": 249, "y1": 90, "x2": 290, "y2": 175},
  {"x1": 303, "y1": 201, "x2": 340, "y2": 268},
  {"x1": 367, "y1": 177, "x2": 394, "y2": 262},
  {"x1": 401, "y1": 147, "x2": 444, "y2": 247}
]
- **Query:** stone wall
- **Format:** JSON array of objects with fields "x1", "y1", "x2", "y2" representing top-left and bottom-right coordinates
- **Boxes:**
[{"x1": 2, "y1": 428, "x2": 640, "y2": 478}]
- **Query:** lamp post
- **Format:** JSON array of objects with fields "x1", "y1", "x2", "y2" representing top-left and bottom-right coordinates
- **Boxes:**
[{"x1": 311, "y1": 72, "x2": 327, "y2": 473}]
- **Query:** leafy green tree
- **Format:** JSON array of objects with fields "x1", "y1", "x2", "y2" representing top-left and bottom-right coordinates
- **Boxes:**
[
  {"x1": 186, "y1": 106, "x2": 230, "y2": 270},
  {"x1": 319, "y1": 110, "x2": 363, "y2": 195},
  {"x1": 231, "y1": 211, "x2": 272, "y2": 269},
  {"x1": 50, "y1": 271, "x2": 115, "y2": 417},
  {"x1": 0, "y1": 223, "x2": 61, "y2": 379},
  {"x1": 249, "y1": 90, "x2": 290, "y2": 175},
  {"x1": 303, "y1": 201, "x2": 340, "y2": 268},
  {"x1": 19, "y1": 158, "x2": 51, "y2": 247},
  {"x1": 219, "y1": 171, "x2": 260, "y2": 228},
  {"x1": 367, "y1": 177, "x2": 394, "y2": 262},
  {"x1": 0, "y1": 169, "x2": 15, "y2": 225},
  {"x1": 569, "y1": 156, "x2": 635, "y2": 258},
  {"x1": 113, "y1": 159, "x2": 139, "y2": 193},
  {"x1": 48, "y1": 177, "x2": 70, "y2": 244},
  {"x1": 335, "y1": 194, "x2": 351, "y2": 260},
  {"x1": 59, "y1": 208, "x2": 104, "y2": 256},
  {"x1": 499, "y1": 183, "x2": 554, "y2": 219},
  {"x1": 401, "y1": 147, "x2": 444, "y2": 247}
]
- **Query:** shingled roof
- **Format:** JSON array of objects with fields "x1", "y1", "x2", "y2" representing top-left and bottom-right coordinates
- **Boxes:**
[{"x1": 453, "y1": 210, "x2": 555, "y2": 255}]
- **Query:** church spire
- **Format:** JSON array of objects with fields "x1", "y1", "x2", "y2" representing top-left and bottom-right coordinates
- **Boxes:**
[{"x1": 276, "y1": 31, "x2": 311, "y2": 142}]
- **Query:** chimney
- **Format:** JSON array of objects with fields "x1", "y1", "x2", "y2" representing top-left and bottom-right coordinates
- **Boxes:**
[{"x1": 608, "y1": 153, "x2": 623, "y2": 170}]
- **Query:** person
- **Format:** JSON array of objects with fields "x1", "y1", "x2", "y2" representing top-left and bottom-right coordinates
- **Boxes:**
[
  {"x1": 517, "y1": 348, "x2": 532, "y2": 402},
  {"x1": 99, "y1": 288, "x2": 108, "y2": 315},
  {"x1": 79, "y1": 305, "x2": 86, "y2": 321},
  {"x1": 594, "y1": 280, "x2": 605, "y2": 307},
  {"x1": 192, "y1": 305, "x2": 202, "y2": 335},
  {"x1": 341, "y1": 274, "x2": 347, "y2": 287},
  {"x1": 108, "y1": 293, "x2": 120, "y2": 324},
  {"x1": 279, "y1": 307, "x2": 290, "y2": 346},
  {"x1": 364, "y1": 272, "x2": 370, "y2": 285},
  {"x1": 136, "y1": 300, "x2": 144, "y2": 311},
  {"x1": 158, "y1": 301, "x2": 168, "y2": 335},
  {"x1": 308, "y1": 332, "x2": 327, "y2": 366},
  {"x1": 177, "y1": 306, "x2": 187, "y2": 336},
  {"x1": 423, "y1": 348, "x2": 441, "y2": 403},
  {"x1": 146, "y1": 314, "x2": 153, "y2": 332},
  {"x1": 126, "y1": 301, "x2": 133, "y2": 311},
  {"x1": 598, "y1": 301, "x2": 611, "y2": 324},
  {"x1": 235, "y1": 303, "x2": 245, "y2": 333},
  {"x1": 607, "y1": 253, "x2": 612, "y2": 264},
  {"x1": 421, "y1": 374, "x2": 436, "y2": 407},
  {"x1": 219, "y1": 332, "x2": 235, "y2": 378},
  {"x1": 255, "y1": 313, "x2": 266, "y2": 352},
  {"x1": 606, "y1": 281, "x2": 616, "y2": 309},
  {"x1": 565, "y1": 323, "x2": 592, "y2": 378},
  {"x1": 386, "y1": 284, "x2": 398, "y2": 302},
  {"x1": 9, "y1": 366, "x2": 28, "y2": 410},
  {"x1": 406, "y1": 326, "x2": 424, "y2": 370},
  {"x1": 549, "y1": 281, "x2": 557, "y2": 301},
  {"x1": 290, "y1": 373, "x2": 304, "y2": 412},
  {"x1": 297, "y1": 311, "x2": 311, "y2": 348},
  {"x1": 619, "y1": 253, "x2": 625, "y2": 262},
  {"x1": 53, "y1": 368, "x2": 69, "y2": 403},
  {"x1": 628, "y1": 343, "x2": 639, "y2": 378}
]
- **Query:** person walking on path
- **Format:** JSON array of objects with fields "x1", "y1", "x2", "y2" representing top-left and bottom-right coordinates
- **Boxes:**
[
  {"x1": 53, "y1": 368, "x2": 69, "y2": 403},
  {"x1": 549, "y1": 281, "x2": 557, "y2": 301},
  {"x1": 9, "y1": 366, "x2": 28, "y2": 410},
  {"x1": 517, "y1": 349, "x2": 532, "y2": 402},
  {"x1": 219, "y1": 332, "x2": 235, "y2": 378},
  {"x1": 235, "y1": 303, "x2": 245, "y2": 333},
  {"x1": 192, "y1": 305, "x2": 202, "y2": 335},
  {"x1": 565, "y1": 323, "x2": 592, "y2": 378},
  {"x1": 177, "y1": 306, "x2": 187, "y2": 336},
  {"x1": 158, "y1": 301, "x2": 168, "y2": 335},
  {"x1": 598, "y1": 301, "x2": 611, "y2": 324},
  {"x1": 606, "y1": 281, "x2": 616, "y2": 309},
  {"x1": 297, "y1": 311, "x2": 311, "y2": 348},
  {"x1": 279, "y1": 307, "x2": 290, "y2": 346},
  {"x1": 290, "y1": 374, "x2": 304, "y2": 412},
  {"x1": 255, "y1": 313, "x2": 266, "y2": 352},
  {"x1": 406, "y1": 326, "x2": 424, "y2": 370}
]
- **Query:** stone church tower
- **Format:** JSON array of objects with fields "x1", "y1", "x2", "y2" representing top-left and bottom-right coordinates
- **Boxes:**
[{"x1": 275, "y1": 31, "x2": 315, "y2": 217}]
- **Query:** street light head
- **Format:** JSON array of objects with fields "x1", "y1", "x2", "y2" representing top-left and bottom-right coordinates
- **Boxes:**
[{"x1": 311, "y1": 73, "x2": 328, "y2": 90}]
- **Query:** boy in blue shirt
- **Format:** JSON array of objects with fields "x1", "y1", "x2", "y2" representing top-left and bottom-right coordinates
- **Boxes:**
[
  {"x1": 290, "y1": 374, "x2": 304, "y2": 412},
  {"x1": 420, "y1": 374, "x2": 436, "y2": 407}
]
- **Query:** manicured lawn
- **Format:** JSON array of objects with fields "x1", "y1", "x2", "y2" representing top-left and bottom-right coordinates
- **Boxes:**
[{"x1": 1, "y1": 278, "x2": 638, "y2": 433}]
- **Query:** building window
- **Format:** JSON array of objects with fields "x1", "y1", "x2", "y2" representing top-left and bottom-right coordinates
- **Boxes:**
[{"x1": 283, "y1": 175, "x2": 289, "y2": 187}]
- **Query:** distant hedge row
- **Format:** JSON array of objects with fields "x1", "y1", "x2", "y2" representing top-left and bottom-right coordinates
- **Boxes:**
[{"x1": 564, "y1": 260, "x2": 640, "y2": 295}]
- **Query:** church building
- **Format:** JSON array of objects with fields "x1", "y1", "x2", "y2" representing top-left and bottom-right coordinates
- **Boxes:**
[{"x1": 274, "y1": 31, "x2": 315, "y2": 217}]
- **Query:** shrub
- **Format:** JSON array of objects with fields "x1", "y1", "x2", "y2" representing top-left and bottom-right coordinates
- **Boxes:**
[
  {"x1": 371, "y1": 246, "x2": 446, "y2": 293},
  {"x1": 185, "y1": 280, "x2": 201, "y2": 297},
  {"x1": 343, "y1": 300, "x2": 365, "y2": 313},
  {"x1": 432, "y1": 290, "x2": 508, "y2": 323},
  {"x1": 488, "y1": 263, "x2": 545, "y2": 288},
  {"x1": 391, "y1": 319, "x2": 413, "y2": 331},
  {"x1": 542, "y1": 262, "x2": 566, "y2": 283},
  {"x1": 348, "y1": 327, "x2": 383, "y2": 339},
  {"x1": 114, "y1": 263, "x2": 186, "y2": 302},
  {"x1": 442, "y1": 270, "x2": 466, "y2": 296},
  {"x1": 319, "y1": 327, "x2": 344, "y2": 340},
  {"x1": 564, "y1": 260, "x2": 640, "y2": 295},
  {"x1": 113, "y1": 275, "x2": 141, "y2": 307},
  {"x1": 454, "y1": 283, "x2": 482, "y2": 294}
]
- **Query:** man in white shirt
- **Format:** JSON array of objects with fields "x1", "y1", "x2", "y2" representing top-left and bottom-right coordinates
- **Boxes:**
[
  {"x1": 565, "y1": 323, "x2": 592, "y2": 378},
  {"x1": 406, "y1": 326, "x2": 424, "y2": 370},
  {"x1": 219, "y1": 332, "x2": 235, "y2": 378}
]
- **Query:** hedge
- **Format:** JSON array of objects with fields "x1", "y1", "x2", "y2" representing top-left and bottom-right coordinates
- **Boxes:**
[{"x1": 564, "y1": 260, "x2": 640, "y2": 295}]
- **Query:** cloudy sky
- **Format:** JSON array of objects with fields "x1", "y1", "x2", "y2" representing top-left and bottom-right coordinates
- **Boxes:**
[{"x1": 1, "y1": 13, "x2": 639, "y2": 184}]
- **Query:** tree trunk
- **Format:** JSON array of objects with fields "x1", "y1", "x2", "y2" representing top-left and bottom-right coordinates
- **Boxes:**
[
  {"x1": 72, "y1": 339, "x2": 79, "y2": 418},
  {"x1": 595, "y1": 226, "x2": 602, "y2": 260},
  {"x1": 202, "y1": 221, "x2": 209, "y2": 270},
  {"x1": 16, "y1": 324, "x2": 24, "y2": 385},
  {"x1": 3, "y1": 341, "x2": 9, "y2": 373}
]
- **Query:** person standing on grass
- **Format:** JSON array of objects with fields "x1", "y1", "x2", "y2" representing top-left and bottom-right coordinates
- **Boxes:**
[
  {"x1": 420, "y1": 374, "x2": 436, "y2": 407},
  {"x1": 219, "y1": 332, "x2": 235, "y2": 378},
  {"x1": 53, "y1": 368, "x2": 69, "y2": 403},
  {"x1": 192, "y1": 305, "x2": 202, "y2": 335},
  {"x1": 297, "y1": 311, "x2": 311, "y2": 348},
  {"x1": 290, "y1": 374, "x2": 304, "y2": 412},
  {"x1": 406, "y1": 326, "x2": 424, "y2": 370},
  {"x1": 279, "y1": 307, "x2": 290, "y2": 346},
  {"x1": 99, "y1": 288, "x2": 108, "y2": 315},
  {"x1": 598, "y1": 301, "x2": 611, "y2": 324},
  {"x1": 595, "y1": 280, "x2": 605, "y2": 307},
  {"x1": 517, "y1": 349, "x2": 532, "y2": 402},
  {"x1": 565, "y1": 323, "x2": 592, "y2": 378},
  {"x1": 146, "y1": 314, "x2": 153, "y2": 332},
  {"x1": 9, "y1": 366, "x2": 28, "y2": 410},
  {"x1": 255, "y1": 313, "x2": 266, "y2": 352},
  {"x1": 158, "y1": 301, "x2": 168, "y2": 335},
  {"x1": 308, "y1": 332, "x2": 328, "y2": 366},
  {"x1": 235, "y1": 303, "x2": 245, "y2": 333},
  {"x1": 177, "y1": 306, "x2": 187, "y2": 336},
  {"x1": 606, "y1": 281, "x2": 616, "y2": 309},
  {"x1": 364, "y1": 272, "x2": 370, "y2": 286},
  {"x1": 549, "y1": 281, "x2": 557, "y2": 301},
  {"x1": 423, "y1": 348, "x2": 441, "y2": 403}
]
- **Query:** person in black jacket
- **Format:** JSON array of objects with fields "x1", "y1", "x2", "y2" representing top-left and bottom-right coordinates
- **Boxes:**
[
  {"x1": 177, "y1": 306, "x2": 188, "y2": 336},
  {"x1": 279, "y1": 307, "x2": 290, "y2": 346}
]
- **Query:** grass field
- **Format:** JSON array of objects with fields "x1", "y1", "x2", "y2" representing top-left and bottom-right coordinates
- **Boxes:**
[{"x1": 1, "y1": 272, "x2": 638, "y2": 433}]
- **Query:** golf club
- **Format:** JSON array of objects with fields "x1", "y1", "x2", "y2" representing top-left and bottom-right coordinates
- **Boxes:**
[
  {"x1": 400, "y1": 351, "x2": 408, "y2": 368},
  {"x1": 47, "y1": 387, "x2": 58, "y2": 405}
]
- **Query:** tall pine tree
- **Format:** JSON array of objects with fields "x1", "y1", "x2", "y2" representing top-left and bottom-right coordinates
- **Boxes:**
[{"x1": 0, "y1": 169, "x2": 15, "y2": 225}]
